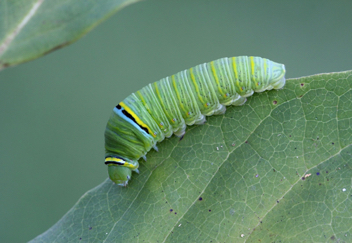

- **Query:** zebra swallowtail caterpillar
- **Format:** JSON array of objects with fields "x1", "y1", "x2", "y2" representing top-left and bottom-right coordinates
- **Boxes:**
[{"x1": 105, "y1": 56, "x2": 286, "y2": 186}]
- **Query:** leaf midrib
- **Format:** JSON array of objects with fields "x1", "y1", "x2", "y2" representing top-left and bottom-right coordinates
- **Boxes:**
[{"x1": 0, "y1": 0, "x2": 45, "y2": 59}]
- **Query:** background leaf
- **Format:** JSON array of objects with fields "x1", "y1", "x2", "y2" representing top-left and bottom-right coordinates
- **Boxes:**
[
  {"x1": 31, "y1": 71, "x2": 352, "y2": 242},
  {"x1": 0, "y1": 0, "x2": 140, "y2": 70}
]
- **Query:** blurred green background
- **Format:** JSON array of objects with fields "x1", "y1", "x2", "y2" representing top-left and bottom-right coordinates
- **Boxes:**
[{"x1": 0, "y1": 0, "x2": 351, "y2": 242}]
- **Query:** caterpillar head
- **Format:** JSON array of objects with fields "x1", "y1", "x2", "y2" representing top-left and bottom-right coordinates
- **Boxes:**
[{"x1": 105, "y1": 157, "x2": 139, "y2": 186}]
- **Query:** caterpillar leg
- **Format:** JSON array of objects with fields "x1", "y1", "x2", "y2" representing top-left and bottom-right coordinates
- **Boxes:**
[
  {"x1": 194, "y1": 114, "x2": 206, "y2": 125},
  {"x1": 153, "y1": 145, "x2": 158, "y2": 152},
  {"x1": 213, "y1": 104, "x2": 226, "y2": 115},
  {"x1": 232, "y1": 96, "x2": 247, "y2": 106},
  {"x1": 174, "y1": 123, "x2": 187, "y2": 137}
]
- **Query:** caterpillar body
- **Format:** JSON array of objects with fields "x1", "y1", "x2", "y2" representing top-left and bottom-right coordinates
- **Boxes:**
[{"x1": 105, "y1": 56, "x2": 286, "y2": 186}]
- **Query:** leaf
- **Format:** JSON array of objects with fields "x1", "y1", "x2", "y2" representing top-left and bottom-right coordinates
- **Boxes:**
[
  {"x1": 0, "y1": 0, "x2": 140, "y2": 70},
  {"x1": 30, "y1": 71, "x2": 352, "y2": 242}
]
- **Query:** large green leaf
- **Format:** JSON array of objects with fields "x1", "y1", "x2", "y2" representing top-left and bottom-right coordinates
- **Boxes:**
[
  {"x1": 0, "y1": 0, "x2": 140, "y2": 70},
  {"x1": 31, "y1": 71, "x2": 352, "y2": 242}
]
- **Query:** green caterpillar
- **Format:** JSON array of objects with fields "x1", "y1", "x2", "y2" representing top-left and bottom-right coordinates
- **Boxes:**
[{"x1": 105, "y1": 56, "x2": 286, "y2": 186}]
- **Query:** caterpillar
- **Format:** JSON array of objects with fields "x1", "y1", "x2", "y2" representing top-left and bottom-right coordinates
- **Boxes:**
[{"x1": 105, "y1": 56, "x2": 286, "y2": 186}]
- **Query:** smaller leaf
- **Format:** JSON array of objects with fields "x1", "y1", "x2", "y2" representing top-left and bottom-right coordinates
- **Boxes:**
[{"x1": 0, "y1": 0, "x2": 140, "y2": 70}]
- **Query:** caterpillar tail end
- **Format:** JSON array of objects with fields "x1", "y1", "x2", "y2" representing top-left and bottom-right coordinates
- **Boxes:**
[
  {"x1": 272, "y1": 64, "x2": 286, "y2": 90},
  {"x1": 273, "y1": 76, "x2": 286, "y2": 90}
]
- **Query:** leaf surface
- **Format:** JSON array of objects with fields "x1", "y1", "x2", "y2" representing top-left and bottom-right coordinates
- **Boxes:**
[{"x1": 31, "y1": 71, "x2": 352, "y2": 242}]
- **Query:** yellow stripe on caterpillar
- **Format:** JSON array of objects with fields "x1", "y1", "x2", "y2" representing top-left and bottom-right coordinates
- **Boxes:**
[
  {"x1": 105, "y1": 157, "x2": 138, "y2": 169},
  {"x1": 119, "y1": 102, "x2": 156, "y2": 137},
  {"x1": 210, "y1": 61, "x2": 226, "y2": 97}
]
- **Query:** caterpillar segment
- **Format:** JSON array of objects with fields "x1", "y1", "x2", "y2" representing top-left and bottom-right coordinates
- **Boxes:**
[
  {"x1": 189, "y1": 65, "x2": 226, "y2": 116},
  {"x1": 105, "y1": 56, "x2": 286, "y2": 186},
  {"x1": 152, "y1": 77, "x2": 187, "y2": 136},
  {"x1": 171, "y1": 71, "x2": 206, "y2": 126}
]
